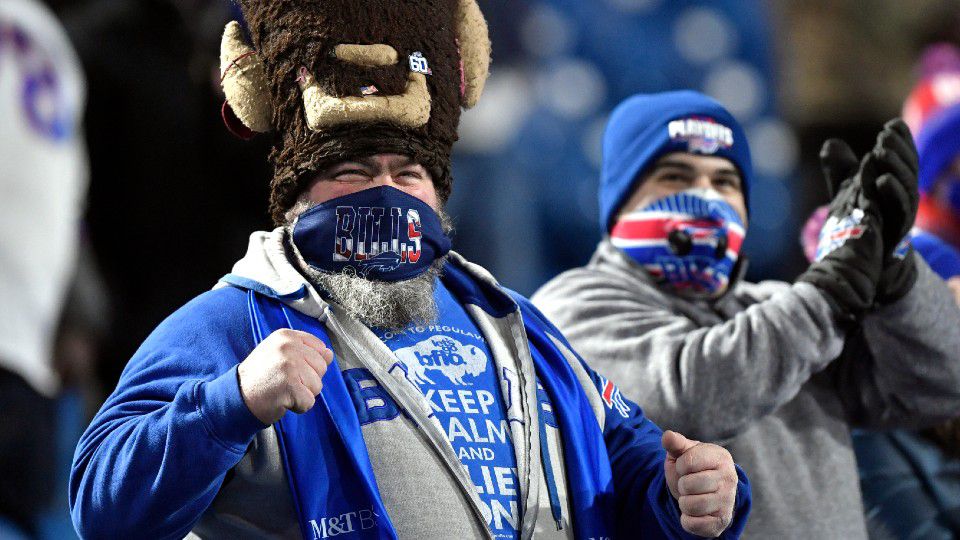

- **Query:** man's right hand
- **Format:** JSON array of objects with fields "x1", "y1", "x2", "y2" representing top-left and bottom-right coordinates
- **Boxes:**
[
  {"x1": 237, "y1": 329, "x2": 335, "y2": 425},
  {"x1": 797, "y1": 140, "x2": 885, "y2": 318}
]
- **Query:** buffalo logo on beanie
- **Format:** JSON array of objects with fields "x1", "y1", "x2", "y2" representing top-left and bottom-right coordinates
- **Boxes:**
[
  {"x1": 667, "y1": 117, "x2": 735, "y2": 155},
  {"x1": 218, "y1": 0, "x2": 492, "y2": 223},
  {"x1": 598, "y1": 90, "x2": 753, "y2": 232}
]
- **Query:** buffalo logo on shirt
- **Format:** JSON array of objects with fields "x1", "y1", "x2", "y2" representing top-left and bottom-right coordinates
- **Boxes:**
[
  {"x1": 0, "y1": 21, "x2": 74, "y2": 141},
  {"x1": 394, "y1": 336, "x2": 488, "y2": 386},
  {"x1": 668, "y1": 117, "x2": 734, "y2": 155}
]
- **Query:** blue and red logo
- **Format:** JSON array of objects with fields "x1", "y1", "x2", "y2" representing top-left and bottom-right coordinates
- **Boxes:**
[
  {"x1": 599, "y1": 376, "x2": 630, "y2": 418},
  {"x1": 667, "y1": 117, "x2": 734, "y2": 155},
  {"x1": 293, "y1": 186, "x2": 451, "y2": 282},
  {"x1": 334, "y1": 206, "x2": 423, "y2": 275},
  {"x1": 814, "y1": 209, "x2": 866, "y2": 262}
]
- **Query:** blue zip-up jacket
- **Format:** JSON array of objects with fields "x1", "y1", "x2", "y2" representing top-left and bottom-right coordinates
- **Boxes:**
[{"x1": 70, "y1": 230, "x2": 750, "y2": 539}]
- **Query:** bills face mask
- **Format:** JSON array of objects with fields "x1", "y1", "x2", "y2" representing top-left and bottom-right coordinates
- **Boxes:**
[
  {"x1": 610, "y1": 189, "x2": 745, "y2": 297},
  {"x1": 292, "y1": 185, "x2": 452, "y2": 282}
]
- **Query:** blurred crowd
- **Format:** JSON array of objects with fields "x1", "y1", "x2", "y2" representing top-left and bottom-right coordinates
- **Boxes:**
[{"x1": 2, "y1": 0, "x2": 960, "y2": 538}]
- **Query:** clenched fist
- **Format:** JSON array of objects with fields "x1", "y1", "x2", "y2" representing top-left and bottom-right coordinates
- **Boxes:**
[
  {"x1": 237, "y1": 329, "x2": 335, "y2": 425},
  {"x1": 663, "y1": 431, "x2": 738, "y2": 538}
]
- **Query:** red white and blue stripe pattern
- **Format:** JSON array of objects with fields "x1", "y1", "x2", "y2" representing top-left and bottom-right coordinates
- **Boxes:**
[{"x1": 611, "y1": 191, "x2": 745, "y2": 296}]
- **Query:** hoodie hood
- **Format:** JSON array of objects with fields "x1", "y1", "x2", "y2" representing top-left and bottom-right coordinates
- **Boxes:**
[{"x1": 216, "y1": 228, "x2": 329, "y2": 319}]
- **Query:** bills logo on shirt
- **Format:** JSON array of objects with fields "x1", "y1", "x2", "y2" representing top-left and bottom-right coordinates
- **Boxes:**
[
  {"x1": 599, "y1": 376, "x2": 630, "y2": 418},
  {"x1": 814, "y1": 209, "x2": 866, "y2": 262},
  {"x1": 334, "y1": 206, "x2": 422, "y2": 273},
  {"x1": 668, "y1": 117, "x2": 734, "y2": 155}
]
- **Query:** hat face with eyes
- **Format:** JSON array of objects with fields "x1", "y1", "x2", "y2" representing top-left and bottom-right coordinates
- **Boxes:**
[{"x1": 220, "y1": 0, "x2": 491, "y2": 223}]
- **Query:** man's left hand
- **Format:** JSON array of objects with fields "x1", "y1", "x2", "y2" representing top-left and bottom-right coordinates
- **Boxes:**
[
  {"x1": 820, "y1": 120, "x2": 921, "y2": 305},
  {"x1": 948, "y1": 277, "x2": 960, "y2": 306},
  {"x1": 663, "y1": 430, "x2": 738, "y2": 538}
]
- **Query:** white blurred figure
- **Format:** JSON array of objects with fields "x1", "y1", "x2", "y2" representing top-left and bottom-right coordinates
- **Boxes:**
[{"x1": 0, "y1": 0, "x2": 86, "y2": 536}]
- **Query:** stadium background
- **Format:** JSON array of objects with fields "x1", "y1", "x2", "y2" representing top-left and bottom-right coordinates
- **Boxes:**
[
  {"x1": 15, "y1": 1, "x2": 960, "y2": 536},
  {"x1": 54, "y1": 0, "x2": 960, "y2": 387}
]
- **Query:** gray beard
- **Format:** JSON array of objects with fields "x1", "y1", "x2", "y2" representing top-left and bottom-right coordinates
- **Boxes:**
[
  {"x1": 305, "y1": 257, "x2": 447, "y2": 331},
  {"x1": 287, "y1": 228, "x2": 447, "y2": 330}
]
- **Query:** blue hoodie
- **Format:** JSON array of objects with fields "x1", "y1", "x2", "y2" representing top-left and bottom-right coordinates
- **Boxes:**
[{"x1": 69, "y1": 230, "x2": 751, "y2": 539}]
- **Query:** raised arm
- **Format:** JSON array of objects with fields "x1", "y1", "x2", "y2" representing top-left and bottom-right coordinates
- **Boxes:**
[
  {"x1": 830, "y1": 258, "x2": 960, "y2": 428},
  {"x1": 69, "y1": 288, "x2": 266, "y2": 539},
  {"x1": 817, "y1": 120, "x2": 960, "y2": 428},
  {"x1": 533, "y1": 268, "x2": 846, "y2": 441}
]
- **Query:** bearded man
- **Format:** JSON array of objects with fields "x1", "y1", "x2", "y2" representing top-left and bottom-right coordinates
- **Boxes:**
[
  {"x1": 532, "y1": 90, "x2": 960, "y2": 539},
  {"x1": 69, "y1": 3, "x2": 751, "y2": 539}
]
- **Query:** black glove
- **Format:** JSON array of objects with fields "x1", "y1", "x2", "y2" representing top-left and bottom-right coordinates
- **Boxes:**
[
  {"x1": 871, "y1": 119, "x2": 920, "y2": 303},
  {"x1": 797, "y1": 141, "x2": 885, "y2": 318},
  {"x1": 818, "y1": 120, "x2": 920, "y2": 305}
]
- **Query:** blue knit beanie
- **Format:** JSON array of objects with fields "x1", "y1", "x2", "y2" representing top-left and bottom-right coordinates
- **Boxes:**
[{"x1": 599, "y1": 90, "x2": 753, "y2": 232}]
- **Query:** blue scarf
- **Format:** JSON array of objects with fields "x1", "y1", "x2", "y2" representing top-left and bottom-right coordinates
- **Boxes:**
[{"x1": 243, "y1": 264, "x2": 614, "y2": 539}]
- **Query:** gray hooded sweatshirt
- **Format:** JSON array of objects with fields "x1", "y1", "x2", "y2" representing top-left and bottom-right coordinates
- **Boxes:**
[{"x1": 532, "y1": 239, "x2": 960, "y2": 539}]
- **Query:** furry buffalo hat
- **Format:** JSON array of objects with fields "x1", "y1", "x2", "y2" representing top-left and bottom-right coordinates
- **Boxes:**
[{"x1": 220, "y1": 0, "x2": 491, "y2": 223}]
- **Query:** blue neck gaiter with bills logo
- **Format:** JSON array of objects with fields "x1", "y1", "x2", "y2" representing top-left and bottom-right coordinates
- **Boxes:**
[
  {"x1": 292, "y1": 186, "x2": 452, "y2": 282},
  {"x1": 373, "y1": 280, "x2": 521, "y2": 540},
  {"x1": 610, "y1": 189, "x2": 745, "y2": 297}
]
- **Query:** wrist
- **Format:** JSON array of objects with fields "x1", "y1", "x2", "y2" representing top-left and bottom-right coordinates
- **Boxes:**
[
  {"x1": 797, "y1": 263, "x2": 867, "y2": 320},
  {"x1": 877, "y1": 250, "x2": 918, "y2": 305},
  {"x1": 197, "y1": 365, "x2": 268, "y2": 452},
  {"x1": 236, "y1": 362, "x2": 279, "y2": 425}
]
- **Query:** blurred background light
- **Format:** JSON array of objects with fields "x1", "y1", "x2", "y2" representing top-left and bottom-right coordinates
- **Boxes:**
[
  {"x1": 603, "y1": 0, "x2": 664, "y2": 14},
  {"x1": 673, "y1": 7, "x2": 737, "y2": 65},
  {"x1": 458, "y1": 69, "x2": 534, "y2": 154},
  {"x1": 702, "y1": 61, "x2": 766, "y2": 119},
  {"x1": 520, "y1": 4, "x2": 576, "y2": 59},
  {"x1": 536, "y1": 58, "x2": 608, "y2": 119},
  {"x1": 748, "y1": 118, "x2": 801, "y2": 177}
]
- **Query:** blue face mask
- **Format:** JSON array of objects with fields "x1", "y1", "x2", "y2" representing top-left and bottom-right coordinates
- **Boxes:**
[
  {"x1": 292, "y1": 186, "x2": 452, "y2": 282},
  {"x1": 610, "y1": 189, "x2": 746, "y2": 297}
]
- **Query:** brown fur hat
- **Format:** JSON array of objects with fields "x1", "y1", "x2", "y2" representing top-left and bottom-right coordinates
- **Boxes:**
[{"x1": 220, "y1": 0, "x2": 491, "y2": 223}]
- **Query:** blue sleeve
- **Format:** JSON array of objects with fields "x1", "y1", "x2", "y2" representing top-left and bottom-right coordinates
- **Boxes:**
[
  {"x1": 591, "y1": 369, "x2": 751, "y2": 539},
  {"x1": 507, "y1": 290, "x2": 751, "y2": 538},
  {"x1": 69, "y1": 287, "x2": 267, "y2": 540},
  {"x1": 911, "y1": 230, "x2": 960, "y2": 280}
]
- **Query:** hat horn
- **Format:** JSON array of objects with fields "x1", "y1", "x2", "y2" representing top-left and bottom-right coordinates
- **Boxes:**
[
  {"x1": 456, "y1": 0, "x2": 492, "y2": 109},
  {"x1": 220, "y1": 21, "x2": 272, "y2": 134}
]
